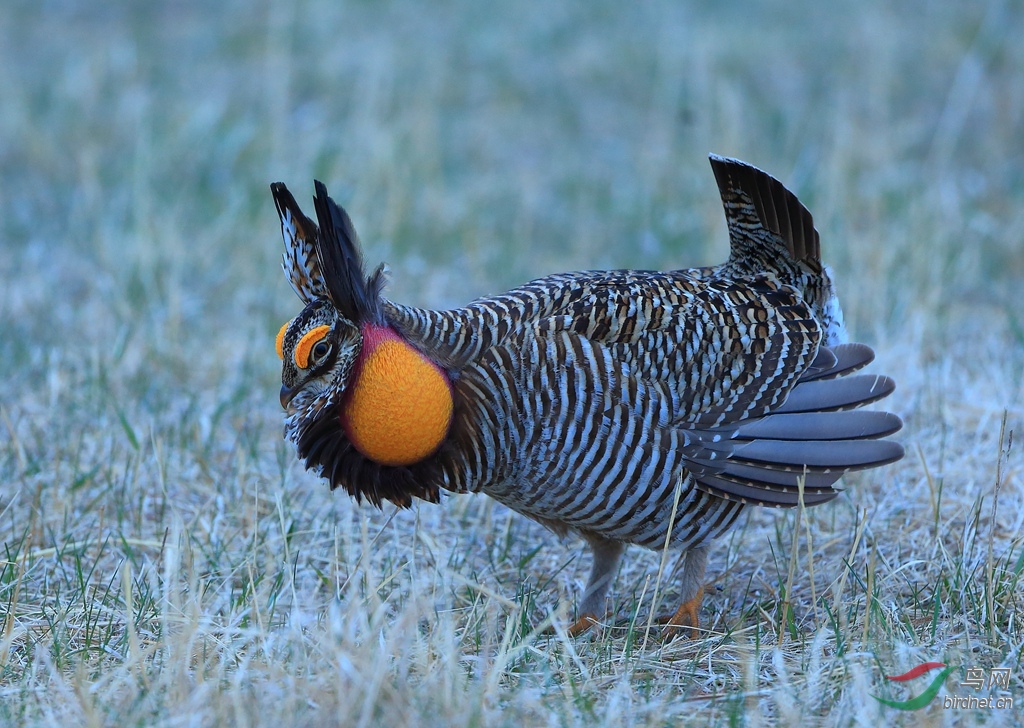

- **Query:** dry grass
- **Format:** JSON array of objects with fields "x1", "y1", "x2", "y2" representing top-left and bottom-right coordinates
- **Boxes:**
[{"x1": 2, "y1": 0, "x2": 1023, "y2": 725}]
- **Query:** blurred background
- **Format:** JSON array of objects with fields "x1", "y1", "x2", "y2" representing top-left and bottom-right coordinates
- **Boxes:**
[
  {"x1": 3, "y1": 0, "x2": 1022, "y2": 368},
  {"x1": 1, "y1": 0, "x2": 1023, "y2": 720}
]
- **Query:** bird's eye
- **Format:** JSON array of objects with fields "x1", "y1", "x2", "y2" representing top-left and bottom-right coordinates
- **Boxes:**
[
  {"x1": 311, "y1": 341, "x2": 331, "y2": 362},
  {"x1": 293, "y1": 325, "x2": 332, "y2": 369}
]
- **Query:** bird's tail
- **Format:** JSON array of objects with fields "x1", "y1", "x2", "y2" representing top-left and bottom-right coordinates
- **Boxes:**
[
  {"x1": 710, "y1": 154, "x2": 820, "y2": 267},
  {"x1": 709, "y1": 154, "x2": 848, "y2": 345}
]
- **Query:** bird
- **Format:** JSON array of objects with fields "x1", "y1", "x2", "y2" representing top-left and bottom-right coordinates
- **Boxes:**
[{"x1": 271, "y1": 154, "x2": 904, "y2": 639}]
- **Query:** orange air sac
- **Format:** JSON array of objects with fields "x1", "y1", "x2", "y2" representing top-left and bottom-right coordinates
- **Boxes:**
[{"x1": 340, "y1": 325, "x2": 453, "y2": 467}]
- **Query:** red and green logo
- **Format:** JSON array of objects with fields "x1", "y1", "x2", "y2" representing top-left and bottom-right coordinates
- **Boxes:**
[{"x1": 873, "y1": 662, "x2": 953, "y2": 711}]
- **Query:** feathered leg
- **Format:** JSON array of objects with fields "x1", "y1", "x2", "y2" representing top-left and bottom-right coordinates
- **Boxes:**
[
  {"x1": 566, "y1": 533, "x2": 624, "y2": 637},
  {"x1": 663, "y1": 545, "x2": 709, "y2": 639}
]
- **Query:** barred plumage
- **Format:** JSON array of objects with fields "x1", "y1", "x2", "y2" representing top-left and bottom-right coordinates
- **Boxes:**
[{"x1": 272, "y1": 155, "x2": 904, "y2": 638}]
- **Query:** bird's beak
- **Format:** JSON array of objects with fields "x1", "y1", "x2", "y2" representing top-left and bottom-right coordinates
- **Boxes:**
[{"x1": 280, "y1": 384, "x2": 297, "y2": 409}]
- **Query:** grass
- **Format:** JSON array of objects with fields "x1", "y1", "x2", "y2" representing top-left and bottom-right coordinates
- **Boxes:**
[{"x1": 2, "y1": 0, "x2": 1023, "y2": 724}]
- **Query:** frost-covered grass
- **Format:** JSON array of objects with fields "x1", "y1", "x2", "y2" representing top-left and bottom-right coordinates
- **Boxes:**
[{"x1": 1, "y1": 0, "x2": 1023, "y2": 725}]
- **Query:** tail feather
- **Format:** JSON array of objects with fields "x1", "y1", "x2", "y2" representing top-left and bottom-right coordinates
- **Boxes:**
[
  {"x1": 708, "y1": 154, "x2": 850, "y2": 345},
  {"x1": 710, "y1": 154, "x2": 820, "y2": 265}
]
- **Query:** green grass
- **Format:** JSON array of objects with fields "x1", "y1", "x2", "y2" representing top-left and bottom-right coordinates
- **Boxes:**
[{"x1": 2, "y1": 0, "x2": 1023, "y2": 724}]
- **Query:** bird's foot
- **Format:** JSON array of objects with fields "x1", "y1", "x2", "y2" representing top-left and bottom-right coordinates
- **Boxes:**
[
  {"x1": 661, "y1": 585, "x2": 705, "y2": 640},
  {"x1": 566, "y1": 613, "x2": 600, "y2": 637}
]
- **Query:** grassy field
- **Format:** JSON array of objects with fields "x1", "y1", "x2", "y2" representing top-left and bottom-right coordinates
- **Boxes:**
[{"x1": 2, "y1": 0, "x2": 1023, "y2": 724}]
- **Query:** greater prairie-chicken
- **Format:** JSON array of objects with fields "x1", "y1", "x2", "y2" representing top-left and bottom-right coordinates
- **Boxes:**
[{"x1": 273, "y1": 155, "x2": 904, "y2": 638}]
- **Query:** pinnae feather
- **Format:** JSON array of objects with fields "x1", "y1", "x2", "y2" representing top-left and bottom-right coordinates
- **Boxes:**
[{"x1": 312, "y1": 181, "x2": 385, "y2": 323}]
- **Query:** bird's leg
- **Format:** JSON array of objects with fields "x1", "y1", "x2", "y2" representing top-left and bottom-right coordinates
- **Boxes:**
[
  {"x1": 663, "y1": 545, "x2": 709, "y2": 639},
  {"x1": 566, "y1": 533, "x2": 624, "y2": 637}
]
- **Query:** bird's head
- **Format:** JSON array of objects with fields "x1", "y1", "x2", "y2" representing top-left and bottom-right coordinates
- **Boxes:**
[
  {"x1": 270, "y1": 181, "x2": 453, "y2": 499},
  {"x1": 276, "y1": 298, "x2": 362, "y2": 419}
]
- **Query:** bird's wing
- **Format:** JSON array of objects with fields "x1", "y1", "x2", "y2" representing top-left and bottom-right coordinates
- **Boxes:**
[{"x1": 535, "y1": 272, "x2": 825, "y2": 429}]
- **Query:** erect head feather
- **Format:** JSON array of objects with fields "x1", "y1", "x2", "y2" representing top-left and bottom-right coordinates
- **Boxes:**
[
  {"x1": 271, "y1": 180, "x2": 388, "y2": 322},
  {"x1": 271, "y1": 182, "x2": 329, "y2": 303},
  {"x1": 312, "y1": 181, "x2": 387, "y2": 325}
]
